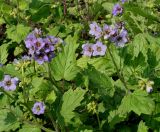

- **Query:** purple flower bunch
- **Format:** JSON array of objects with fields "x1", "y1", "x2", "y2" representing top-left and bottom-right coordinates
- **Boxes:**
[
  {"x1": 32, "y1": 102, "x2": 45, "y2": 115},
  {"x1": 0, "y1": 75, "x2": 19, "y2": 91},
  {"x1": 89, "y1": 22, "x2": 128, "y2": 48},
  {"x1": 82, "y1": 41, "x2": 107, "y2": 57},
  {"x1": 25, "y1": 28, "x2": 62, "y2": 64}
]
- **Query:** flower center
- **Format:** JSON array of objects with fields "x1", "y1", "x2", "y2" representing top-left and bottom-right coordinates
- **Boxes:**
[
  {"x1": 36, "y1": 106, "x2": 40, "y2": 111},
  {"x1": 117, "y1": 36, "x2": 123, "y2": 41},
  {"x1": 88, "y1": 47, "x2": 93, "y2": 52},
  {"x1": 36, "y1": 42, "x2": 41, "y2": 47},
  {"x1": 97, "y1": 47, "x2": 102, "y2": 52},
  {"x1": 5, "y1": 81, "x2": 12, "y2": 86}
]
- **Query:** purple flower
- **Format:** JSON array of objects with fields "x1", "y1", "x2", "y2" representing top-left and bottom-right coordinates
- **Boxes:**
[
  {"x1": 114, "y1": 22, "x2": 125, "y2": 30},
  {"x1": 112, "y1": 4, "x2": 123, "y2": 16},
  {"x1": 113, "y1": 30, "x2": 128, "y2": 47},
  {"x1": 89, "y1": 22, "x2": 102, "y2": 39},
  {"x1": 82, "y1": 43, "x2": 93, "y2": 57},
  {"x1": 47, "y1": 52, "x2": 55, "y2": 62},
  {"x1": 0, "y1": 75, "x2": 19, "y2": 91},
  {"x1": 34, "y1": 38, "x2": 45, "y2": 51},
  {"x1": 43, "y1": 38, "x2": 55, "y2": 53},
  {"x1": 121, "y1": 0, "x2": 127, "y2": 4},
  {"x1": 103, "y1": 24, "x2": 113, "y2": 39},
  {"x1": 109, "y1": 28, "x2": 119, "y2": 42},
  {"x1": 33, "y1": 28, "x2": 42, "y2": 38},
  {"x1": 92, "y1": 41, "x2": 107, "y2": 56},
  {"x1": 34, "y1": 53, "x2": 49, "y2": 65},
  {"x1": 32, "y1": 102, "x2": 45, "y2": 115},
  {"x1": 25, "y1": 33, "x2": 37, "y2": 49}
]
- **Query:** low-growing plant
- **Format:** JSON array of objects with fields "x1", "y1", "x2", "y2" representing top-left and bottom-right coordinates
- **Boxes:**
[{"x1": 0, "y1": 0, "x2": 160, "y2": 131}]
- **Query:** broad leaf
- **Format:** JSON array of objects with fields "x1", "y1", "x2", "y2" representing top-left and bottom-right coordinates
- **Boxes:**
[
  {"x1": 86, "y1": 65, "x2": 115, "y2": 97},
  {"x1": 118, "y1": 90, "x2": 155, "y2": 115},
  {"x1": 6, "y1": 24, "x2": 30, "y2": 43},
  {"x1": 50, "y1": 35, "x2": 79, "y2": 81},
  {"x1": 60, "y1": 88, "x2": 86, "y2": 124},
  {"x1": 0, "y1": 109, "x2": 20, "y2": 131}
]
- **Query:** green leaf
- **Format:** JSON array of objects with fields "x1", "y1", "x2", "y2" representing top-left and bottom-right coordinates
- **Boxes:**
[
  {"x1": 77, "y1": 56, "x2": 114, "y2": 75},
  {"x1": 30, "y1": 77, "x2": 52, "y2": 99},
  {"x1": 46, "y1": 90, "x2": 57, "y2": 104},
  {"x1": 137, "y1": 121, "x2": 148, "y2": 132},
  {"x1": 124, "y1": 4, "x2": 160, "y2": 23},
  {"x1": 118, "y1": 90, "x2": 155, "y2": 115},
  {"x1": 60, "y1": 88, "x2": 86, "y2": 124},
  {"x1": 0, "y1": 44, "x2": 9, "y2": 64},
  {"x1": 108, "y1": 110, "x2": 126, "y2": 128},
  {"x1": 6, "y1": 24, "x2": 30, "y2": 43},
  {"x1": 19, "y1": 124, "x2": 41, "y2": 132},
  {"x1": 86, "y1": 64, "x2": 115, "y2": 97},
  {"x1": 50, "y1": 35, "x2": 79, "y2": 81},
  {"x1": 102, "y1": 2, "x2": 114, "y2": 13},
  {"x1": 0, "y1": 109, "x2": 20, "y2": 131},
  {"x1": 132, "y1": 33, "x2": 148, "y2": 58}
]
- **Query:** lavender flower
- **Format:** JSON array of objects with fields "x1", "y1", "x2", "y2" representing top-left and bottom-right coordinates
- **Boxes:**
[
  {"x1": 89, "y1": 22, "x2": 102, "y2": 39},
  {"x1": 103, "y1": 24, "x2": 113, "y2": 39},
  {"x1": 32, "y1": 102, "x2": 45, "y2": 115},
  {"x1": 34, "y1": 53, "x2": 49, "y2": 65},
  {"x1": 0, "y1": 75, "x2": 19, "y2": 91},
  {"x1": 121, "y1": 0, "x2": 127, "y2": 4},
  {"x1": 82, "y1": 43, "x2": 93, "y2": 57},
  {"x1": 113, "y1": 30, "x2": 128, "y2": 47},
  {"x1": 92, "y1": 41, "x2": 107, "y2": 56},
  {"x1": 112, "y1": 4, "x2": 123, "y2": 16},
  {"x1": 33, "y1": 28, "x2": 42, "y2": 38},
  {"x1": 34, "y1": 38, "x2": 45, "y2": 51}
]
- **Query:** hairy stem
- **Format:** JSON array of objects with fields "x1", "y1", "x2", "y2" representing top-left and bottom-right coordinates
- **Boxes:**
[{"x1": 107, "y1": 45, "x2": 129, "y2": 93}]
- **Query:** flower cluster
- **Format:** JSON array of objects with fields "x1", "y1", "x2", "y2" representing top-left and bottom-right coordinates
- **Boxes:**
[
  {"x1": 32, "y1": 102, "x2": 45, "y2": 115},
  {"x1": 0, "y1": 75, "x2": 19, "y2": 91},
  {"x1": 88, "y1": 22, "x2": 128, "y2": 48},
  {"x1": 25, "y1": 28, "x2": 62, "y2": 64},
  {"x1": 82, "y1": 41, "x2": 107, "y2": 57},
  {"x1": 13, "y1": 55, "x2": 31, "y2": 70}
]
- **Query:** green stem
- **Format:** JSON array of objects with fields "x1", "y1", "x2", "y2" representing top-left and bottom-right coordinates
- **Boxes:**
[
  {"x1": 0, "y1": 88, "x2": 15, "y2": 100},
  {"x1": 48, "y1": 112, "x2": 60, "y2": 132},
  {"x1": 96, "y1": 111, "x2": 101, "y2": 130},
  {"x1": 107, "y1": 45, "x2": 129, "y2": 93}
]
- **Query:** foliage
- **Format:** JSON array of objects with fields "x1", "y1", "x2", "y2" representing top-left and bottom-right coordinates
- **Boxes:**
[{"x1": 0, "y1": 0, "x2": 160, "y2": 131}]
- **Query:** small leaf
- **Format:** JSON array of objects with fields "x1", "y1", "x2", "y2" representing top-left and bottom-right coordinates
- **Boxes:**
[
  {"x1": 137, "y1": 121, "x2": 148, "y2": 132},
  {"x1": 19, "y1": 124, "x2": 41, "y2": 132},
  {"x1": 0, "y1": 44, "x2": 9, "y2": 64},
  {"x1": 46, "y1": 90, "x2": 57, "y2": 104}
]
